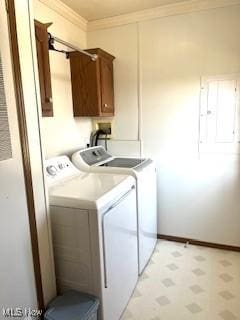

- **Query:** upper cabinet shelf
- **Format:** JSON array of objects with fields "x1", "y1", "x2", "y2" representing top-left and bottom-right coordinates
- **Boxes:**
[
  {"x1": 34, "y1": 20, "x2": 53, "y2": 117},
  {"x1": 69, "y1": 48, "x2": 115, "y2": 117}
]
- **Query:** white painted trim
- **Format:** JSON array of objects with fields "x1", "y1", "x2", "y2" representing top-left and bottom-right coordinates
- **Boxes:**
[
  {"x1": 136, "y1": 24, "x2": 143, "y2": 157},
  {"x1": 38, "y1": 0, "x2": 87, "y2": 31},
  {"x1": 28, "y1": 0, "x2": 57, "y2": 304},
  {"x1": 37, "y1": 0, "x2": 240, "y2": 32},
  {"x1": 88, "y1": 0, "x2": 240, "y2": 31},
  {"x1": 201, "y1": 73, "x2": 240, "y2": 83}
]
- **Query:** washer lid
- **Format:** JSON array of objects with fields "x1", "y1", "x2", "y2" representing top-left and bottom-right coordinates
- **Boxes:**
[
  {"x1": 48, "y1": 172, "x2": 135, "y2": 210},
  {"x1": 100, "y1": 157, "x2": 146, "y2": 168}
]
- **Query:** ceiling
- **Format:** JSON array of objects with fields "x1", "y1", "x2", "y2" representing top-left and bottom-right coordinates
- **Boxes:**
[{"x1": 60, "y1": 0, "x2": 191, "y2": 21}]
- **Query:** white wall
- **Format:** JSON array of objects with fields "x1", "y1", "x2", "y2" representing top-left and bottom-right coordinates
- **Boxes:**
[
  {"x1": 89, "y1": 24, "x2": 141, "y2": 156},
  {"x1": 33, "y1": 0, "x2": 92, "y2": 158},
  {"x1": 90, "y1": 24, "x2": 139, "y2": 141},
  {"x1": 88, "y1": 6, "x2": 240, "y2": 246}
]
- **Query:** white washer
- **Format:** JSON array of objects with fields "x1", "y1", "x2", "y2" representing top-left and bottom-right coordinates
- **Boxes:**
[
  {"x1": 45, "y1": 156, "x2": 138, "y2": 320},
  {"x1": 72, "y1": 146, "x2": 157, "y2": 274}
]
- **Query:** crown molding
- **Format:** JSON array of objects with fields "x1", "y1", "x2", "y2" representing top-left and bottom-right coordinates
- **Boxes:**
[
  {"x1": 37, "y1": 0, "x2": 240, "y2": 32},
  {"x1": 88, "y1": 0, "x2": 240, "y2": 31},
  {"x1": 38, "y1": 0, "x2": 87, "y2": 31}
]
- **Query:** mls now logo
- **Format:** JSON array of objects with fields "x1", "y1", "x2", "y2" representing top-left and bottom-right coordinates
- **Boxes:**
[{"x1": 2, "y1": 307, "x2": 23, "y2": 317}]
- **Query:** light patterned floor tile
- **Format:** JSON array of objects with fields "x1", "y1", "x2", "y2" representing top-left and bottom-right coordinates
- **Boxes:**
[
  {"x1": 219, "y1": 310, "x2": 238, "y2": 320},
  {"x1": 186, "y1": 302, "x2": 203, "y2": 314},
  {"x1": 156, "y1": 296, "x2": 171, "y2": 306},
  {"x1": 219, "y1": 290, "x2": 235, "y2": 300},
  {"x1": 120, "y1": 240, "x2": 240, "y2": 320},
  {"x1": 219, "y1": 273, "x2": 234, "y2": 282},
  {"x1": 189, "y1": 284, "x2": 204, "y2": 294}
]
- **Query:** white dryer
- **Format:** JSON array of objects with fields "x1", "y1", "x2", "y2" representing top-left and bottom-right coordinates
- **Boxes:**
[
  {"x1": 72, "y1": 146, "x2": 157, "y2": 274},
  {"x1": 45, "y1": 156, "x2": 138, "y2": 320}
]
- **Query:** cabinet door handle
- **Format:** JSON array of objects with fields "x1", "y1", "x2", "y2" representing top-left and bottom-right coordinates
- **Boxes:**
[{"x1": 103, "y1": 103, "x2": 108, "y2": 108}]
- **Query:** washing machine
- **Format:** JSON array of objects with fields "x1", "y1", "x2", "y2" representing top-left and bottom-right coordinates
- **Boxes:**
[
  {"x1": 45, "y1": 155, "x2": 138, "y2": 320},
  {"x1": 72, "y1": 146, "x2": 157, "y2": 274}
]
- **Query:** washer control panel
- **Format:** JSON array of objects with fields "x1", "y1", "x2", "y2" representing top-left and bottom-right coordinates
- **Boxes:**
[
  {"x1": 79, "y1": 146, "x2": 112, "y2": 166},
  {"x1": 46, "y1": 165, "x2": 58, "y2": 176},
  {"x1": 45, "y1": 156, "x2": 79, "y2": 186}
]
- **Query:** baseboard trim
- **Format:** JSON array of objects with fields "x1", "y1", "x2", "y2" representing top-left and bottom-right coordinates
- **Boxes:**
[{"x1": 158, "y1": 234, "x2": 240, "y2": 252}]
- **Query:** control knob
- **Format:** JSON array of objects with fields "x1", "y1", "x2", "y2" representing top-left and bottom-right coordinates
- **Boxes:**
[
  {"x1": 58, "y1": 163, "x2": 64, "y2": 170},
  {"x1": 46, "y1": 165, "x2": 57, "y2": 176}
]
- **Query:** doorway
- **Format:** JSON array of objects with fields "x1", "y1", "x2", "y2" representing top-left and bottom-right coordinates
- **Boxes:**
[{"x1": 0, "y1": 0, "x2": 45, "y2": 312}]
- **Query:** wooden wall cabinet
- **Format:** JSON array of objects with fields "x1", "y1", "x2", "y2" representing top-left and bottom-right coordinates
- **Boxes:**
[
  {"x1": 34, "y1": 20, "x2": 53, "y2": 117},
  {"x1": 69, "y1": 48, "x2": 115, "y2": 117}
]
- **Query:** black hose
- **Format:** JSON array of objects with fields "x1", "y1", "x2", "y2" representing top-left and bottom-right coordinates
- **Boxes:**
[{"x1": 94, "y1": 129, "x2": 105, "y2": 146}]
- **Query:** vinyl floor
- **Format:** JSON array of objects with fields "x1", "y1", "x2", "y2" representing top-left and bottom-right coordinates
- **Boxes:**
[{"x1": 121, "y1": 240, "x2": 240, "y2": 320}]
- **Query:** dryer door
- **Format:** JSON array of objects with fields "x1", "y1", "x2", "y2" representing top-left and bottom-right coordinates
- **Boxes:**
[
  {"x1": 102, "y1": 185, "x2": 138, "y2": 320},
  {"x1": 137, "y1": 162, "x2": 158, "y2": 274}
]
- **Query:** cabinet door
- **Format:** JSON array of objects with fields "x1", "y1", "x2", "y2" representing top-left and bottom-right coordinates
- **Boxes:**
[
  {"x1": 69, "y1": 53, "x2": 101, "y2": 117},
  {"x1": 35, "y1": 20, "x2": 53, "y2": 117},
  {"x1": 100, "y1": 58, "x2": 114, "y2": 115}
]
